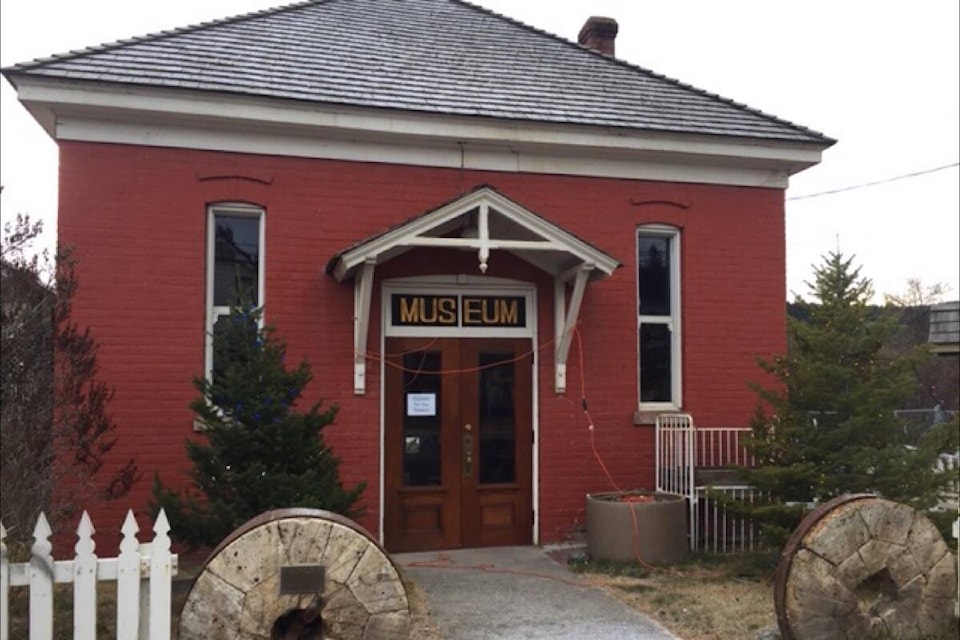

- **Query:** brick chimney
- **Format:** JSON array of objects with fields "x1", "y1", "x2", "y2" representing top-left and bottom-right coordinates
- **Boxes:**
[{"x1": 578, "y1": 16, "x2": 619, "y2": 56}]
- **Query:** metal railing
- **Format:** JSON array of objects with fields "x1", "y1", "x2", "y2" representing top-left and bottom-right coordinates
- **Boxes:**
[
  {"x1": 694, "y1": 485, "x2": 762, "y2": 554},
  {"x1": 655, "y1": 414, "x2": 759, "y2": 552},
  {"x1": 656, "y1": 409, "x2": 960, "y2": 553},
  {"x1": 694, "y1": 427, "x2": 755, "y2": 469}
]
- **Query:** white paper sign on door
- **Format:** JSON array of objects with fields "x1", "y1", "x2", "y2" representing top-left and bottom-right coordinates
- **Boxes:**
[{"x1": 406, "y1": 393, "x2": 437, "y2": 417}]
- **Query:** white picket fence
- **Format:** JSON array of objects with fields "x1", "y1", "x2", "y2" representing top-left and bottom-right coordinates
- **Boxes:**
[{"x1": 1, "y1": 509, "x2": 178, "y2": 640}]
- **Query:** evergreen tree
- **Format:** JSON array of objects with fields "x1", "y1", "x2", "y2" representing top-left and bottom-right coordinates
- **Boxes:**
[
  {"x1": 152, "y1": 300, "x2": 364, "y2": 548},
  {"x1": 736, "y1": 252, "x2": 957, "y2": 545}
]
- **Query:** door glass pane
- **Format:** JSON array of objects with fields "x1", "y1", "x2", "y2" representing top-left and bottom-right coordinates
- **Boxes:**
[
  {"x1": 403, "y1": 351, "x2": 442, "y2": 486},
  {"x1": 478, "y1": 352, "x2": 515, "y2": 484},
  {"x1": 640, "y1": 323, "x2": 672, "y2": 402}
]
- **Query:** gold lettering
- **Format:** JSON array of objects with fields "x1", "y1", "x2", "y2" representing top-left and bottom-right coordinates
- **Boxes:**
[
  {"x1": 463, "y1": 298, "x2": 482, "y2": 325},
  {"x1": 499, "y1": 299, "x2": 519, "y2": 325},
  {"x1": 438, "y1": 297, "x2": 457, "y2": 325},
  {"x1": 482, "y1": 298, "x2": 498, "y2": 324},
  {"x1": 399, "y1": 297, "x2": 421, "y2": 324},
  {"x1": 420, "y1": 297, "x2": 438, "y2": 323}
]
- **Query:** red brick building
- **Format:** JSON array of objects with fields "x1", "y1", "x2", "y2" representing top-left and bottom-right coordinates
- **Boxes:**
[{"x1": 3, "y1": 0, "x2": 833, "y2": 551}]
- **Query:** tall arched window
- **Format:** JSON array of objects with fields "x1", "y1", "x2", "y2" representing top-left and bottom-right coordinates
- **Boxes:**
[
  {"x1": 637, "y1": 225, "x2": 681, "y2": 409},
  {"x1": 205, "y1": 203, "x2": 265, "y2": 381}
]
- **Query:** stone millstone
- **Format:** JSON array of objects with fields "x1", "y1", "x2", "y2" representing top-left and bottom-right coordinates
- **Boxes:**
[
  {"x1": 774, "y1": 495, "x2": 957, "y2": 640},
  {"x1": 179, "y1": 508, "x2": 410, "y2": 639}
]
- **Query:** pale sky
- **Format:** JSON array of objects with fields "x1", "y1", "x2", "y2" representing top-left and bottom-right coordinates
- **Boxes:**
[{"x1": 2, "y1": 0, "x2": 958, "y2": 302}]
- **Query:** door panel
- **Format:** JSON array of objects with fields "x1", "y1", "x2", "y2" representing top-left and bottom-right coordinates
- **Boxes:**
[
  {"x1": 384, "y1": 337, "x2": 532, "y2": 552},
  {"x1": 459, "y1": 340, "x2": 532, "y2": 548},
  {"x1": 384, "y1": 339, "x2": 460, "y2": 551}
]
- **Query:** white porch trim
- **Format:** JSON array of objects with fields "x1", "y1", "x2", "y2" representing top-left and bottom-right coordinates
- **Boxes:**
[
  {"x1": 329, "y1": 187, "x2": 619, "y2": 395},
  {"x1": 554, "y1": 265, "x2": 594, "y2": 393},
  {"x1": 353, "y1": 260, "x2": 376, "y2": 395}
]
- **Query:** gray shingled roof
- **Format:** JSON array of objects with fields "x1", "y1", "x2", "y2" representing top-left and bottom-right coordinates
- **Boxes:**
[{"x1": 2, "y1": 0, "x2": 833, "y2": 145}]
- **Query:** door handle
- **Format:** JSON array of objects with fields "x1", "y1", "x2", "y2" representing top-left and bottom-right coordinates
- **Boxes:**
[{"x1": 462, "y1": 431, "x2": 473, "y2": 477}]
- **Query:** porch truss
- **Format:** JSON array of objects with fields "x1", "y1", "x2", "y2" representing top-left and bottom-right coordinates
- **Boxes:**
[{"x1": 326, "y1": 186, "x2": 620, "y2": 394}]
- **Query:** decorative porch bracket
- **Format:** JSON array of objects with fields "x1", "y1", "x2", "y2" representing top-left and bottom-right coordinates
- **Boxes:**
[
  {"x1": 554, "y1": 264, "x2": 594, "y2": 393},
  {"x1": 353, "y1": 260, "x2": 376, "y2": 394}
]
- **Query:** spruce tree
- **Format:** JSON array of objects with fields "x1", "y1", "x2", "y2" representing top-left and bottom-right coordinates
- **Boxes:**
[
  {"x1": 152, "y1": 300, "x2": 364, "y2": 548},
  {"x1": 737, "y1": 252, "x2": 957, "y2": 545}
]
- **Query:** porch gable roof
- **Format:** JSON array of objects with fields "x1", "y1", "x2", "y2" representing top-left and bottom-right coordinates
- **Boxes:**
[
  {"x1": 328, "y1": 185, "x2": 619, "y2": 395},
  {"x1": 326, "y1": 185, "x2": 621, "y2": 284}
]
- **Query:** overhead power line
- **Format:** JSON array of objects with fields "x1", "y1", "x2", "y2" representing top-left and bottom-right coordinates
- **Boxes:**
[{"x1": 787, "y1": 161, "x2": 959, "y2": 201}]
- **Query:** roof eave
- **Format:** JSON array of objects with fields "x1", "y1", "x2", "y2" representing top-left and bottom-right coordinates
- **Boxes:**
[{"x1": 8, "y1": 76, "x2": 832, "y2": 185}]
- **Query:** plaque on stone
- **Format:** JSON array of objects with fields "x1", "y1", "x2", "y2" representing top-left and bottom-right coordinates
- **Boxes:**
[{"x1": 280, "y1": 564, "x2": 325, "y2": 595}]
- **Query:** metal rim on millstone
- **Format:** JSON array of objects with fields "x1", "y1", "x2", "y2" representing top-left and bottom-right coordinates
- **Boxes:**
[
  {"x1": 178, "y1": 508, "x2": 411, "y2": 640},
  {"x1": 774, "y1": 493, "x2": 957, "y2": 640}
]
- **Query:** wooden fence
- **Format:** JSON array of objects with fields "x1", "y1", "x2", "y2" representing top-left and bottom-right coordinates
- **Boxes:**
[{"x1": 1, "y1": 510, "x2": 178, "y2": 640}]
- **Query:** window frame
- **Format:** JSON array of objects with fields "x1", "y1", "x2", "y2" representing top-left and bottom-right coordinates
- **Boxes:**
[
  {"x1": 636, "y1": 224, "x2": 682, "y2": 411},
  {"x1": 205, "y1": 203, "x2": 266, "y2": 381}
]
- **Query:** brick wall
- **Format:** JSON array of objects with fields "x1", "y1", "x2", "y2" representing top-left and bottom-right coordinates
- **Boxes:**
[{"x1": 57, "y1": 141, "x2": 785, "y2": 550}]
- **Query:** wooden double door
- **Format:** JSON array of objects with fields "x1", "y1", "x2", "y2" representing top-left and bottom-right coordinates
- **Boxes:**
[{"x1": 384, "y1": 337, "x2": 533, "y2": 552}]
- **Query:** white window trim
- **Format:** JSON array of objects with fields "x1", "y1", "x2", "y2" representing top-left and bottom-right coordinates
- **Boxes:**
[
  {"x1": 637, "y1": 225, "x2": 682, "y2": 411},
  {"x1": 205, "y1": 203, "x2": 266, "y2": 381}
]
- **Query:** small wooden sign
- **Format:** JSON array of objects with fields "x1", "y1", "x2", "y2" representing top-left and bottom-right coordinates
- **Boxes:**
[{"x1": 279, "y1": 565, "x2": 325, "y2": 595}]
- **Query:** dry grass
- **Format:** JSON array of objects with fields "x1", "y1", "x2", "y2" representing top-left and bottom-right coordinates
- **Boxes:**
[
  {"x1": 6, "y1": 582, "x2": 121, "y2": 639},
  {"x1": 572, "y1": 553, "x2": 779, "y2": 640}
]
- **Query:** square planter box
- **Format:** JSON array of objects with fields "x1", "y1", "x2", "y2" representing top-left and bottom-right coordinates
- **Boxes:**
[{"x1": 586, "y1": 491, "x2": 688, "y2": 564}]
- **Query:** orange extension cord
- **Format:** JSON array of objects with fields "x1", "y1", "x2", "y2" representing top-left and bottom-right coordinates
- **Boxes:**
[{"x1": 573, "y1": 327, "x2": 657, "y2": 572}]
